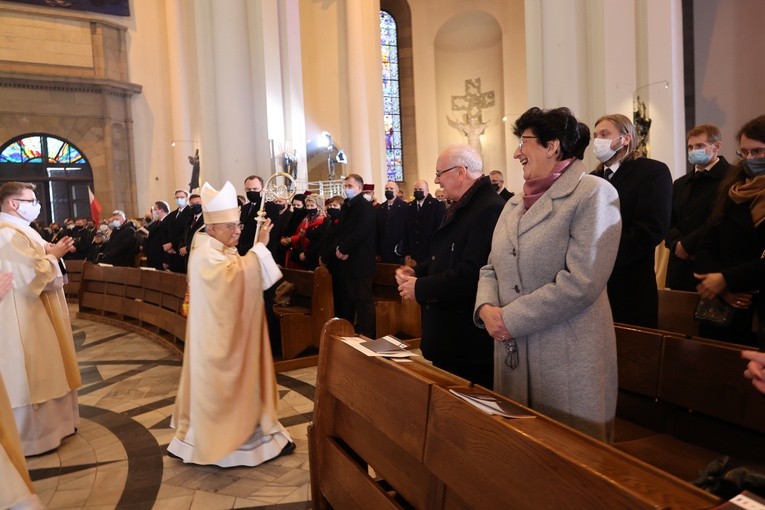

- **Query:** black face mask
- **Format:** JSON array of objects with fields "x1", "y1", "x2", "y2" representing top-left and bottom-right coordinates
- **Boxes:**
[
  {"x1": 246, "y1": 191, "x2": 261, "y2": 204},
  {"x1": 306, "y1": 208, "x2": 318, "y2": 217},
  {"x1": 413, "y1": 191, "x2": 425, "y2": 201},
  {"x1": 190, "y1": 203, "x2": 203, "y2": 215},
  {"x1": 327, "y1": 208, "x2": 341, "y2": 220},
  {"x1": 492, "y1": 183, "x2": 501, "y2": 192},
  {"x1": 385, "y1": 190, "x2": 395, "y2": 200}
]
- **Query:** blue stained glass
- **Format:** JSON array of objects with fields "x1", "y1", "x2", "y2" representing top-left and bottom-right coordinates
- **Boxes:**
[
  {"x1": 1, "y1": 135, "x2": 87, "y2": 165},
  {"x1": 381, "y1": 10, "x2": 403, "y2": 181}
]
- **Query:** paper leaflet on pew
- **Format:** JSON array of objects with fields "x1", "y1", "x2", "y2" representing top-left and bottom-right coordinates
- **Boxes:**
[
  {"x1": 340, "y1": 335, "x2": 418, "y2": 358},
  {"x1": 712, "y1": 490, "x2": 765, "y2": 510},
  {"x1": 450, "y1": 388, "x2": 536, "y2": 419}
]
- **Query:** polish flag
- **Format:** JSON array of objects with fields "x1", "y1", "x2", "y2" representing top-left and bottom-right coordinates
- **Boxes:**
[{"x1": 88, "y1": 186, "x2": 102, "y2": 223}]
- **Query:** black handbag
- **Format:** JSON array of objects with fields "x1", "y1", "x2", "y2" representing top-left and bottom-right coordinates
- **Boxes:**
[{"x1": 694, "y1": 297, "x2": 734, "y2": 327}]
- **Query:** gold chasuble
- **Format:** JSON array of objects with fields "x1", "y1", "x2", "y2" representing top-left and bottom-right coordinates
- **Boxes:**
[
  {"x1": 169, "y1": 236, "x2": 292, "y2": 467},
  {"x1": 0, "y1": 213, "x2": 81, "y2": 456}
]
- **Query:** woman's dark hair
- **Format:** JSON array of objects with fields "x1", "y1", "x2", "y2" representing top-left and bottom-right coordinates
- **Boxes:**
[
  {"x1": 710, "y1": 115, "x2": 765, "y2": 224},
  {"x1": 512, "y1": 107, "x2": 582, "y2": 160},
  {"x1": 572, "y1": 122, "x2": 590, "y2": 160}
]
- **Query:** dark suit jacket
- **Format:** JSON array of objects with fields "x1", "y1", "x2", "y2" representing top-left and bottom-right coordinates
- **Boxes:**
[
  {"x1": 414, "y1": 176, "x2": 504, "y2": 371},
  {"x1": 499, "y1": 188, "x2": 514, "y2": 201},
  {"x1": 64, "y1": 226, "x2": 91, "y2": 260},
  {"x1": 695, "y1": 198, "x2": 765, "y2": 346},
  {"x1": 401, "y1": 194, "x2": 446, "y2": 265},
  {"x1": 336, "y1": 194, "x2": 376, "y2": 279},
  {"x1": 146, "y1": 216, "x2": 171, "y2": 270},
  {"x1": 665, "y1": 156, "x2": 730, "y2": 290},
  {"x1": 185, "y1": 213, "x2": 205, "y2": 251},
  {"x1": 101, "y1": 222, "x2": 138, "y2": 267},
  {"x1": 593, "y1": 157, "x2": 672, "y2": 328},
  {"x1": 376, "y1": 197, "x2": 408, "y2": 263},
  {"x1": 237, "y1": 200, "x2": 287, "y2": 258}
]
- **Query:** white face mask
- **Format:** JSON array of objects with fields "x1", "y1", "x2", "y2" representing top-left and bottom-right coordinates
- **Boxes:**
[
  {"x1": 110, "y1": 220, "x2": 121, "y2": 229},
  {"x1": 344, "y1": 187, "x2": 358, "y2": 200},
  {"x1": 17, "y1": 201, "x2": 41, "y2": 222},
  {"x1": 176, "y1": 198, "x2": 187, "y2": 208},
  {"x1": 593, "y1": 136, "x2": 623, "y2": 163}
]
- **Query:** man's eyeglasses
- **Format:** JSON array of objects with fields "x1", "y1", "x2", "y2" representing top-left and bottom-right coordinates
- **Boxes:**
[
  {"x1": 736, "y1": 147, "x2": 765, "y2": 159},
  {"x1": 221, "y1": 223, "x2": 244, "y2": 231},
  {"x1": 14, "y1": 198, "x2": 39, "y2": 206},
  {"x1": 518, "y1": 135, "x2": 538, "y2": 148},
  {"x1": 435, "y1": 165, "x2": 461, "y2": 179}
]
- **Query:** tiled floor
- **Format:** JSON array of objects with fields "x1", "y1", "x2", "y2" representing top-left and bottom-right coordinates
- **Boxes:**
[{"x1": 26, "y1": 307, "x2": 315, "y2": 509}]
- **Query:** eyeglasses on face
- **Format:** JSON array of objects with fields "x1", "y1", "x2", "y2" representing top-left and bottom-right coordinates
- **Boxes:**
[
  {"x1": 518, "y1": 135, "x2": 538, "y2": 148},
  {"x1": 220, "y1": 223, "x2": 244, "y2": 231},
  {"x1": 435, "y1": 165, "x2": 461, "y2": 179},
  {"x1": 736, "y1": 147, "x2": 765, "y2": 159},
  {"x1": 14, "y1": 198, "x2": 39, "y2": 206}
]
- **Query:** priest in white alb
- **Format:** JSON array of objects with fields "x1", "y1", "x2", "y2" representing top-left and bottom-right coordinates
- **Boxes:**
[
  {"x1": 168, "y1": 181, "x2": 294, "y2": 467},
  {"x1": 0, "y1": 182, "x2": 81, "y2": 457}
]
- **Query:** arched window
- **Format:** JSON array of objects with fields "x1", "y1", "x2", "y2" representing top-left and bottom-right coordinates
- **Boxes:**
[
  {"x1": 0, "y1": 133, "x2": 94, "y2": 225},
  {"x1": 381, "y1": 10, "x2": 403, "y2": 182}
]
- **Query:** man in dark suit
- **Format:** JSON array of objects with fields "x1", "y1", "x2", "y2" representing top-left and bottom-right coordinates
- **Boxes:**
[
  {"x1": 396, "y1": 145, "x2": 504, "y2": 388},
  {"x1": 401, "y1": 179, "x2": 445, "y2": 266},
  {"x1": 164, "y1": 189, "x2": 192, "y2": 272},
  {"x1": 592, "y1": 114, "x2": 672, "y2": 329},
  {"x1": 180, "y1": 194, "x2": 204, "y2": 262},
  {"x1": 334, "y1": 174, "x2": 377, "y2": 338},
  {"x1": 490, "y1": 170, "x2": 514, "y2": 201},
  {"x1": 238, "y1": 174, "x2": 287, "y2": 259},
  {"x1": 375, "y1": 181, "x2": 408, "y2": 263},
  {"x1": 665, "y1": 124, "x2": 730, "y2": 291},
  {"x1": 146, "y1": 201, "x2": 171, "y2": 270},
  {"x1": 100, "y1": 210, "x2": 138, "y2": 267}
]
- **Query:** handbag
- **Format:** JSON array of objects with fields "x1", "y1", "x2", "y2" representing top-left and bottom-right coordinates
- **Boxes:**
[{"x1": 694, "y1": 297, "x2": 734, "y2": 328}]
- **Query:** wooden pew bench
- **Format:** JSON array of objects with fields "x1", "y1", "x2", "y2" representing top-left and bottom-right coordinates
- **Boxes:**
[
  {"x1": 658, "y1": 288, "x2": 701, "y2": 338},
  {"x1": 309, "y1": 318, "x2": 719, "y2": 509},
  {"x1": 63, "y1": 258, "x2": 85, "y2": 302},
  {"x1": 614, "y1": 323, "x2": 765, "y2": 482},
  {"x1": 373, "y1": 262, "x2": 422, "y2": 340},
  {"x1": 271, "y1": 265, "x2": 334, "y2": 360}
]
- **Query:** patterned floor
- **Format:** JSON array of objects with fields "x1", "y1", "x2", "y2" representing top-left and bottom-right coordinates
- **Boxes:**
[{"x1": 25, "y1": 308, "x2": 315, "y2": 509}]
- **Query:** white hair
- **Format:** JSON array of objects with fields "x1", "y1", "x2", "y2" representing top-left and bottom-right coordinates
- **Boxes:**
[
  {"x1": 112, "y1": 210, "x2": 126, "y2": 220},
  {"x1": 441, "y1": 144, "x2": 483, "y2": 176}
]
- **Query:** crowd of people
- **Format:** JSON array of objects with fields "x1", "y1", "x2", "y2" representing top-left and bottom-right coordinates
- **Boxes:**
[{"x1": 2, "y1": 110, "x2": 765, "y2": 508}]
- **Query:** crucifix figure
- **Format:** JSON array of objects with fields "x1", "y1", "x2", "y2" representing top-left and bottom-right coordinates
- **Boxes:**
[{"x1": 447, "y1": 78, "x2": 495, "y2": 153}]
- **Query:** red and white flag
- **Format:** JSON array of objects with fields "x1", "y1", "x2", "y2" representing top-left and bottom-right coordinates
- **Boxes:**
[{"x1": 88, "y1": 186, "x2": 102, "y2": 224}]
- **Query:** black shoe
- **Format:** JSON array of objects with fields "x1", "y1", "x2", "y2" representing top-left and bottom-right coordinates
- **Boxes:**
[{"x1": 279, "y1": 441, "x2": 296, "y2": 457}]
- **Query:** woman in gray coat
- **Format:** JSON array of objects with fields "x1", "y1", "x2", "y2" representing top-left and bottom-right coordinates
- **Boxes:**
[{"x1": 475, "y1": 107, "x2": 622, "y2": 442}]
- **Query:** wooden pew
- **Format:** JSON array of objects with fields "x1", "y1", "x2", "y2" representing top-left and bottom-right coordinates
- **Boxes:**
[
  {"x1": 658, "y1": 288, "x2": 700, "y2": 338},
  {"x1": 272, "y1": 265, "x2": 334, "y2": 359},
  {"x1": 373, "y1": 262, "x2": 422, "y2": 340},
  {"x1": 63, "y1": 259, "x2": 85, "y2": 301},
  {"x1": 309, "y1": 318, "x2": 718, "y2": 509},
  {"x1": 614, "y1": 323, "x2": 765, "y2": 481}
]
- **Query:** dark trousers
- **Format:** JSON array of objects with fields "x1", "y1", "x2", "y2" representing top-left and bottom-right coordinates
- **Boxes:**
[
  {"x1": 342, "y1": 276, "x2": 376, "y2": 338},
  {"x1": 433, "y1": 358, "x2": 493, "y2": 389}
]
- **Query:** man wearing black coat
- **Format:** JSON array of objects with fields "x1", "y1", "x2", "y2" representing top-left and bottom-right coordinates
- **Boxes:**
[
  {"x1": 100, "y1": 211, "x2": 137, "y2": 267},
  {"x1": 334, "y1": 174, "x2": 377, "y2": 338},
  {"x1": 400, "y1": 180, "x2": 445, "y2": 265},
  {"x1": 146, "y1": 201, "x2": 171, "y2": 270},
  {"x1": 665, "y1": 125, "x2": 730, "y2": 291},
  {"x1": 375, "y1": 181, "x2": 408, "y2": 263},
  {"x1": 396, "y1": 145, "x2": 504, "y2": 388},
  {"x1": 165, "y1": 189, "x2": 193, "y2": 273},
  {"x1": 592, "y1": 114, "x2": 673, "y2": 329}
]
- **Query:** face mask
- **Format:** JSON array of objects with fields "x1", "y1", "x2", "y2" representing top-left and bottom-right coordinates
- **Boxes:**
[
  {"x1": 363, "y1": 193, "x2": 372, "y2": 202},
  {"x1": 66, "y1": 223, "x2": 74, "y2": 230},
  {"x1": 593, "y1": 136, "x2": 622, "y2": 163},
  {"x1": 151, "y1": 210, "x2": 159, "y2": 220},
  {"x1": 744, "y1": 158, "x2": 765, "y2": 178},
  {"x1": 385, "y1": 190, "x2": 395, "y2": 200},
  {"x1": 110, "y1": 220, "x2": 121, "y2": 229},
  {"x1": 176, "y1": 198, "x2": 187, "y2": 208},
  {"x1": 17, "y1": 201, "x2": 41, "y2": 222},
  {"x1": 190, "y1": 203, "x2": 203, "y2": 215},
  {"x1": 413, "y1": 191, "x2": 425, "y2": 201},
  {"x1": 306, "y1": 208, "x2": 318, "y2": 217},
  {"x1": 491, "y1": 183, "x2": 500, "y2": 192},
  {"x1": 327, "y1": 208, "x2": 341, "y2": 219},
  {"x1": 688, "y1": 148, "x2": 712, "y2": 166},
  {"x1": 246, "y1": 191, "x2": 261, "y2": 203},
  {"x1": 344, "y1": 188, "x2": 358, "y2": 200}
]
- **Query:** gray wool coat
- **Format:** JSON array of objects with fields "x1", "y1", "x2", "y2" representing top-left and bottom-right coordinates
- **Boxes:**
[{"x1": 474, "y1": 160, "x2": 622, "y2": 442}]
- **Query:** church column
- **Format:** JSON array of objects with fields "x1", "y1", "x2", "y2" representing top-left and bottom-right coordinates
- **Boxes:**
[
  {"x1": 343, "y1": 0, "x2": 385, "y2": 187},
  {"x1": 165, "y1": 0, "x2": 196, "y2": 191}
]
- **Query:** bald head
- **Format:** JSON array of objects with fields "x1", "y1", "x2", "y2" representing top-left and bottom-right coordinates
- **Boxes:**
[{"x1": 414, "y1": 180, "x2": 429, "y2": 194}]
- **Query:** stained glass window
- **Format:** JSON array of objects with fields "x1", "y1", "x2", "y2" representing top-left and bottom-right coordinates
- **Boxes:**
[
  {"x1": 381, "y1": 11, "x2": 403, "y2": 182},
  {"x1": 0, "y1": 135, "x2": 87, "y2": 165}
]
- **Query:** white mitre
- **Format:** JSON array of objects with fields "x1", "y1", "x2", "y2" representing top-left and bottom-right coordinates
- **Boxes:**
[{"x1": 200, "y1": 181, "x2": 240, "y2": 224}]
